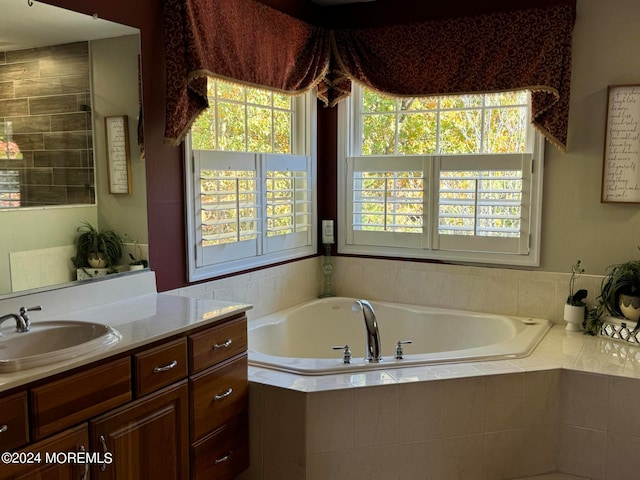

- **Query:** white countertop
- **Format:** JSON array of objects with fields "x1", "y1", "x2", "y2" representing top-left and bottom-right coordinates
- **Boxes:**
[
  {"x1": 248, "y1": 325, "x2": 640, "y2": 392},
  {"x1": 0, "y1": 292, "x2": 252, "y2": 392}
]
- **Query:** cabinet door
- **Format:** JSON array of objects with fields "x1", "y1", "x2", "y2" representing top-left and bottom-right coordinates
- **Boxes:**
[
  {"x1": 0, "y1": 423, "x2": 89, "y2": 480},
  {"x1": 90, "y1": 380, "x2": 189, "y2": 480}
]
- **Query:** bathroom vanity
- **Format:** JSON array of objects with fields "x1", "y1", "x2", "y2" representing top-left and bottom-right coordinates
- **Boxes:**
[{"x1": 0, "y1": 272, "x2": 251, "y2": 479}]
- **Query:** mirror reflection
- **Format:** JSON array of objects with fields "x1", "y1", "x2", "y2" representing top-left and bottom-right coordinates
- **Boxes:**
[{"x1": 0, "y1": 0, "x2": 147, "y2": 296}]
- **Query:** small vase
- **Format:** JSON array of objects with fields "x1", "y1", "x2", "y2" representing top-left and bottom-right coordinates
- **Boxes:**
[
  {"x1": 619, "y1": 294, "x2": 640, "y2": 323},
  {"x1": 564, "y1": 304, "x2": 585, "y2": 332}
]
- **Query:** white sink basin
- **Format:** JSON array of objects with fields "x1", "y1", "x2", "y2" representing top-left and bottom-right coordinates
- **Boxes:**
[{"x1": 0, "y1": 321, "x2": 121, "y2": 373}]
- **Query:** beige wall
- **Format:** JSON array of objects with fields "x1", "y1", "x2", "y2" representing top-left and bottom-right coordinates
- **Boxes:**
[{"x1": 542, "y1": 0, "x2": 640, "y2": 274}]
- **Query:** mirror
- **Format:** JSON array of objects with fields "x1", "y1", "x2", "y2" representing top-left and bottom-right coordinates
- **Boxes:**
[{"x1": 0, "y1": 0, "x2": 147, "y2": 296}]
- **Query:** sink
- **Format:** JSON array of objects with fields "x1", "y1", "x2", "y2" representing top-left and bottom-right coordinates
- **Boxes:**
[{"x1": 0, "y1": 321, "x2": 121, "y2": 373}]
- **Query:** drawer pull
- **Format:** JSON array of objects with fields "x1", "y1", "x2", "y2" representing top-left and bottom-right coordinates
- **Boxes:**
[
  {"x1": 80, "y1": 445, "x2": 89, "y2": 480},
  {"x1": 0, "y1": 424, "x2": 7, "y2": 433},
  {"x1": 153, "y1": 360, "x2": 178, "y2": 374},
  {"x1": 99, "y1": 435, "x2": 109, "y2": 472},
  {"x1": 214, "y1": 387, "x2": 233, "y2": 401},
  {"x1": 214, "y1": 450, "x2": 233, "y2": 465},
  {"x1": 213, "y1": 339, "x2": 232, "y2": 350}
]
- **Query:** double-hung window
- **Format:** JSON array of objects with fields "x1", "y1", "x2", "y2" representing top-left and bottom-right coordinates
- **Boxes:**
[
  {"x1": 338, "y1": 86, "x2": 544, "y2": 266},
  {"x1": 185, "y1": 79, "x2": 316, "y2": 280}
]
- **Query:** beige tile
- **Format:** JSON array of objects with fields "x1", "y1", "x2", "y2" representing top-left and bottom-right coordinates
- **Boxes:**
[
  {"x1": 483, "y1": 429, "x2": 524, "y2": 480},
  {"x1": 306, "y1": 389, "x2": 354, "y2": 454},
  {"x1": 441, "y1": 434, "x2": 484, "y2": 480},
  {"x1": 353, "y1": 445, "x2": 399, "y2": 480},
  {"x1": 558, "y1": 425, "x2": 606, "y2": 480},
  {"x1": 517, "y1": 279, "x2": 556, "y2": 320},
  {"x1": 521, "y1": 424, "x2": 560, "y2": 477},
  {"x1": 442, "y1": 377, "x2": 484, "y2": 437},
  {"x1": 484, "y1": 373, "x2": 525, "y2": 432},
  {"x1": 608, "y1": 376, "x2": 640, "y2": 436},
  {"x1": 523, "y1": 370, "x2": 561, "y2": 427},
  {"x1": 561, "y1": 370, "x2": 609, "y2": 430},
  {"x1": 307, "y1": 451, "x2": 354, "y2": 480},
  {"x1": 398, "y1": 380, "x2": 443, "y2": 442},
  {"x1": 262, "y1": 385, "x2": 307, "y2": 479},
  {"x1": 353, "y1": 385, "x2": 399, "y2": 448},
  {"x1": 397, "y1": 440, "x2": 442, "y2": 480},
  {"x1": 605, "y1": 432, "x2": 640, "y2": 480},
  {"x1": 241, "y1": 382, "x2": 264, "y2": 480}
]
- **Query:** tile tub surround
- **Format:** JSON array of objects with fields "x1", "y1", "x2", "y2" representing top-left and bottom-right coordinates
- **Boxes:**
[{"x1": 242, "y1": 327, "x2": 640, "y2": 480}]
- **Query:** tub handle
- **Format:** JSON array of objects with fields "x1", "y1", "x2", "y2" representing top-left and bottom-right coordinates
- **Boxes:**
[
  {"x1": 395, "y1": 340, "x2": 413, "y2": 359},
  {"x1": 332, "y1": 345, "x2": 352, "y2": 364}
]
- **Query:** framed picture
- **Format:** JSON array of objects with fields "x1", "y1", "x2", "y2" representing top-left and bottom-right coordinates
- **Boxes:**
[
  {"x1": 601, "y1": 84, "x2": 640, "y2": 203},
  {"x1": 105, "y1": 115, "x2": 132, "y2": 195}
]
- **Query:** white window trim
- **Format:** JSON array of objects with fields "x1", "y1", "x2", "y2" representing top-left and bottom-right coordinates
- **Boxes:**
[
  {"x1": 185, "y1": 92, "x2": 317, "y2": 281},
  {"x1": 337, "y1": 89, "x2": 544, "y2": 267}
]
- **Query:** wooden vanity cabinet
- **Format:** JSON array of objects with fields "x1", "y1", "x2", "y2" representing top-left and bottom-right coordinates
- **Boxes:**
[
  {"x1": 90, "y1": 381, "x2": 189, "y2": 480},
  {"x1": 0, "y1": 313, "x2": 249, "y2": 480},
  {"x1": 0, "y1": 391, "x2": 29, "y2": 452},
  {"x1": 0, "y1": 423, "x2": 89, "y2": 480}
]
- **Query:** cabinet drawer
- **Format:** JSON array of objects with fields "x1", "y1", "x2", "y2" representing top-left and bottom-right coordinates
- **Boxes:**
[
  {"x1": 190, "y1": 355, "x2": 248, "y2": 442},
  {"x1": 31, "y1": 357, "x2": 131, "y2": 440},
  {"x1": 0, "y1": 391, "x2": 29, "y2": 451},
  {"x1": 0, "y1": 423, "x2": 88, "y2": 480},
  {"x1": 189, "y1": 316, "x2": 247, "y2": 374},
  {"x1": 191, "y1": 413, "x2": 249, "y2": 480},
  {"x1": 134, "y1": 338, "x2": 188, "y2": 397}
]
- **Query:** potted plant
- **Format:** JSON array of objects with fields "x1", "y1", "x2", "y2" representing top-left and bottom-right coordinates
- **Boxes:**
[
  {"x1": 72, "y1": 222, "x2": 124, "y2": 272},
  {"x1": 600, "y1": 250, "x2": 640, "y2": 325},
  {"x1": 564, "y1": 260, "x2": 588, "y2": 332},
  {"x1": 124, "y1": 234, "x2": 148, "y2": 271}
]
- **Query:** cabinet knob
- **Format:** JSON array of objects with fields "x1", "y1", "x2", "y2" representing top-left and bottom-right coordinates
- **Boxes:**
[{"x1": 0, "y1": 424, "x2": 7, "y2": 433}]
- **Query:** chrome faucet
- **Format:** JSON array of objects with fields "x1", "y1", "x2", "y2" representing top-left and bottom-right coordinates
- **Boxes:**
[
  {"x1": 0, "y1": 306, "x2": 42, "y2": 335},
  {"x1": 352, "y1": 300, "x2": 382, "y2": 362}
]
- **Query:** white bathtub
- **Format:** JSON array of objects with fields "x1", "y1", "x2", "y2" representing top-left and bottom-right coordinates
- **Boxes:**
[{"x1": 248, "y1": 297, "x2": 552, "y2": 375}]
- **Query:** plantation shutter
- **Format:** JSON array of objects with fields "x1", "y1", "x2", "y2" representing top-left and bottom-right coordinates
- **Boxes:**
[{"x1": 433, "y1": 153, "x2": 531, "y2": 254}]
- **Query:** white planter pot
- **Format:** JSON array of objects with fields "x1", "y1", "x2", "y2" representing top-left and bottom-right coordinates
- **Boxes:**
[
  {"x1": 619, "y1": 294, "x2": 640, "y2": 323},
  {"x1": 564, "y1": 304, "x2": 585, "y2": 332}
]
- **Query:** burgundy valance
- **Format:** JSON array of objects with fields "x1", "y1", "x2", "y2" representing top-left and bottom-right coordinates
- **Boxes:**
[
  {"x1": 164, "y1": 0, "x2": 575, "y2": 150},
  {"x1": 163, "y1": 0, "x2": 331, "y2": 145}
]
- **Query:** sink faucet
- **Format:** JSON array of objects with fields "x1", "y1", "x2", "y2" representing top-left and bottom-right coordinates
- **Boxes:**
[
  {"x1": 352, "y1": 300, "x2": 382, "y2": 362},
  {"x1": 0, "y1": 306, "x2": 42, "y2": 335}
]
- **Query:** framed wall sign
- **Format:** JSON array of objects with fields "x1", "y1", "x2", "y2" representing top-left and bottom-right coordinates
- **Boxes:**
[
  {"x1": 105, "y1": 115, "x2": 132, "y2": 194},
  {"x1": 601, "y1": 84, "x2": 640, "y2": 203}
]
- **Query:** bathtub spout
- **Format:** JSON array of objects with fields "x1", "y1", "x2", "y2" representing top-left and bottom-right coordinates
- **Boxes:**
[{"x1": 352, "y1": 300, "x2": 382, "y2": 362}]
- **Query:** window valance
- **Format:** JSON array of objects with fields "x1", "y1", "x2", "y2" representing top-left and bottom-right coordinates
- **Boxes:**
[{"x1": 163, "y1": 0, "x2": 575, "y2": 151}]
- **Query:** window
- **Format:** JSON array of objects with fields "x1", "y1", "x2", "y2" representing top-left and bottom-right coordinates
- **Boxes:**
[
  {"x1": 185, "y1": 79, "x2": 316, "y2": 280},
  {"x1": 338, "y1": 86, "x2": 543, "y2": 266}
]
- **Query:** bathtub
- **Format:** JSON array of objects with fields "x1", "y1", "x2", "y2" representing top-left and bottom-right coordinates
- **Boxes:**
[{"x1": 248, "y1": 297, "x2": 552, "y2": 375}]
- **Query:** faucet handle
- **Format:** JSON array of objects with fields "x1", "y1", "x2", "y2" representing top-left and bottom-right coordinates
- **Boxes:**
[
  {"x1": 20, "y1": 305, "x2": 42, "y2": 315},
  {"x1": 17, "y1": 305, "x2": 41, "y2": 332},
  {"x1": 332, "y1": 345, "x2": 352, "y2": 364},
  {"x1": 395, "y1": 340, "x2": 413, "y2": 359}
]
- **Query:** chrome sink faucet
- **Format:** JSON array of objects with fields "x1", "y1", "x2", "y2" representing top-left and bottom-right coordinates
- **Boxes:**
[
  {"x1": 352, "y1": 300, "x2": 382, "y2": 362},
  {"x1": 0, "y1": 306, "x2": 42, "y2": 335}
]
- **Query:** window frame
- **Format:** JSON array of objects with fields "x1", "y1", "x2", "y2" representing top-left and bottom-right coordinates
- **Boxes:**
[
  {"x1": 337, "y1": 86, "x2": 544, "y2": 267},
  {"x1": 185, "y1": 88, "x2": 317, "y2": 281}
]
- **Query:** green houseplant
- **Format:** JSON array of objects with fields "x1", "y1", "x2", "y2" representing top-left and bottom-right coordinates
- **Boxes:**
[
  {"x1": 72, "y1": 222, "x2": 124, "y2": 271},
  {"x1": 600, "y1": 254, "x2": 640, "y2": 324},
  {"x1": 564, "y1": 260, "x2": 588, "y2": 331}
]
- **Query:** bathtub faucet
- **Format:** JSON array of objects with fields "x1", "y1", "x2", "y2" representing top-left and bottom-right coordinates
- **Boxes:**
[{"x1": 352, "y1": 300, "x2": 382, "y2": 362}]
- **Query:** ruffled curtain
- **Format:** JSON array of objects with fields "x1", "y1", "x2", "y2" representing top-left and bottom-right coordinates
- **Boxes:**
[
  {"x1": 163, "y1": 0, "x2": 575, "y2": 150},
  {"x1": 163, "y1": 0, "x2": 331, "y2": 145}
]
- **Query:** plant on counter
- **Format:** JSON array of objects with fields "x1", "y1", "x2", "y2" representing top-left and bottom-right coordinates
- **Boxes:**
[
  {"x1": 564, "y1": 260, "x2": 588, "y2": 332},
  {"x1": 72, "y1": 221, "x2": 124, "y2": 271},
  {"x1": 600, "y1": 249, "x2": 640, "y2": 326},
  {"x1": 123, "y1": 234, "x2": 148, "y2": 268},
  {"x1": 567, "y1": 259, "x2": 588, "y2": 306}
]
